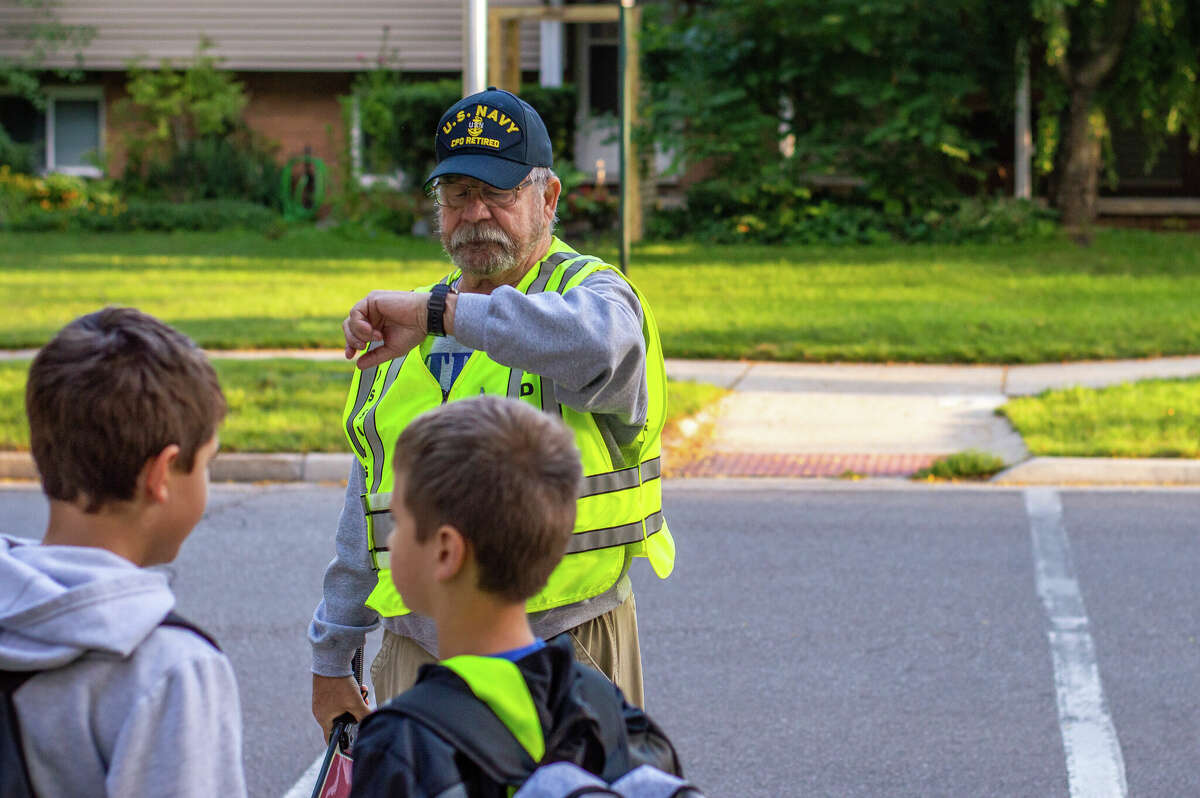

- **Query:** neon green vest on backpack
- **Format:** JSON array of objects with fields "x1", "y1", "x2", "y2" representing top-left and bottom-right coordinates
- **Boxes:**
[{"x1": 342, "y1": 239, "x2": 675, "y2": 617}]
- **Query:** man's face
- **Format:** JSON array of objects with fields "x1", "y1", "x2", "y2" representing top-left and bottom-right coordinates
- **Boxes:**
[{"x1": 437, "y1": 175, "x2": 554, "y2": 277}]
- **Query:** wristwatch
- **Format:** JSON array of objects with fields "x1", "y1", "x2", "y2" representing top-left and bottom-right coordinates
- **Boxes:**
[{"x1": 427, "y1": 283, "x2": 456, "y2": 337}]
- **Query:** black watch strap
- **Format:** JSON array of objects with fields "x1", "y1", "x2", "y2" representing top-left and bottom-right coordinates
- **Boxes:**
[{"x1": 427, "y1": 283, "x2": 455, "y2": 337}]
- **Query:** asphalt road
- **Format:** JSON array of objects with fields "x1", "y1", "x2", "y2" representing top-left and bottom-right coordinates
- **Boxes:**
[{"x1": 3, "y1": 480, "x2": 1199, "y2": 798}]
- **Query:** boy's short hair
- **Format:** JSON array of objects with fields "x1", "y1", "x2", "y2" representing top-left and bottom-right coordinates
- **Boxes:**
[
  {"x1": 394, "y1": 396, "x2": 582, "y2": 602},
  {"x1": 26, "y1": 306, "x2": 226, "y2": 513}
]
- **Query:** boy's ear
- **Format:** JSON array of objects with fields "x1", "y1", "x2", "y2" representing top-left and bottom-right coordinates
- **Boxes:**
[
  {"x1": 431, "y1": 524, "x2": 468, "y2": 583},
  {"x1": 141, "y1": 444, "x2": 181, "y2": 504}
]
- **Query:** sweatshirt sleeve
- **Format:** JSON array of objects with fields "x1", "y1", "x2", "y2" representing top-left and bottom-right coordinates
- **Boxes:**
[
  {"x1": 308, "y1": 463, "x2": 381, "y2": 677},
  {"x1": 452, "y1": 268, "x2": 649, "y2": 426},
  {"x1": 106, "y1": 647, "x2": 246, "y2": 798}
]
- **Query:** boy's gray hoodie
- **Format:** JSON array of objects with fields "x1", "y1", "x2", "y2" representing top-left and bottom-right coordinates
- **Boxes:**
[{"x1": 0, "y1": 534, "x2": 246, "y2": 798}]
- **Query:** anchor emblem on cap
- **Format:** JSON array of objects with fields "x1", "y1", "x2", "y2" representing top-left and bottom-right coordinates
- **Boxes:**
[{"x1": 467, "y1": 113, "x2": 484, "y2": 138}]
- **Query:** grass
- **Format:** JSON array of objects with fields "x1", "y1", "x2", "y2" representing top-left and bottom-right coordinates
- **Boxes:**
[
  {"x1": 912, "y1": 449, "x2": 1008, "y2": 481},
  {"x1": 665, "y1": 379, "x2": 728, "y2": 423},
  {"x1": 3, "y1": 228, "x2": 1200, "y2": 362},
  {"x1": 1000, "y1": 377, "x2": 1200, "y2": 457},
  {"x1": 0, "y1": 359, "x2": 725, "y2": 454}
]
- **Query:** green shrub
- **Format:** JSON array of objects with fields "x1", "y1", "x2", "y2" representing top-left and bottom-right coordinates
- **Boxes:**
[
  {"x1": 563, "y1": 182, "x2": 619, "y2": 233},
  {"x1": 107, "y1": 199, "x2": 281, "y2": 232},
  {"x1": 329, "y1": 183, "x2": 419, "y2": 238},
  {"x1": 914, "y1": 197, "x2": 1060, "y2": 243},
  {"x1": 0, "y1": 168, "x2": 124, "y2": 231},
  {"x1": 115, "y1": 40, "x2": 283, "y2": 209},
  {"x1": 647, "y1": 192, "x2": 1058, "y2": 246},
  {"x1": 3, "y1": 193, "x2": 281, "y2": 234},
  {"x1": 0, "y1": 126, "x2": 37, "y2": 174},
  {"x1": 120, "y1": 132, "x2": 283, "y2": 208},
  {"x1": 912, "y1": 449, "x2": 1007, "y2": 481}
]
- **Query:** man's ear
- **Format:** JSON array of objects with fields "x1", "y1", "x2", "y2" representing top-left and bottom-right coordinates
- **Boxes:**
[
  {"x1": 542, "y1": 176, "x2": 562, "y2": 221},
  {"x1": 431, "y1": 524, "x2": 468, "y2": 583},
  {"x1": 141, "y1": 444, "x2": 181, "y2": 504}
]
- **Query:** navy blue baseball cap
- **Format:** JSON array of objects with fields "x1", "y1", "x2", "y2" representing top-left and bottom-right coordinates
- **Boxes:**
[{"x1": 425, "y1": 87, "x2": 553, "y2": 190}]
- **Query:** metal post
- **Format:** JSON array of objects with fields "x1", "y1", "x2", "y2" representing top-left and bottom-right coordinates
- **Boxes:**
[
  {"x1": 618, "y1": 0, "x2": 637, "y2": 274},
  {"x1": 1015, "y1": 38, "x2": 1032, "y2": 200},
  {"x1": 463, "y1": 0, "x2": 488, "y2": 97},
  {"x1": 540, "y1": 0, "x2": 564, "y2": 87}
]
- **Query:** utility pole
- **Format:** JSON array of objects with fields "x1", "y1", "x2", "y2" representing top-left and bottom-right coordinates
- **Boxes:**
[
  {"x1": 1014, "y1": 38, "x2": 1032, "y2": 200},
  {"x1": 540, "y1": 0, "x2": 564, "y2": 87},
  {"x1": 463, "y1": 0, "x2": 488, "y2": 97},
  {"x1": 618, "y1": 0, "x2": 639, "y2": 274}
]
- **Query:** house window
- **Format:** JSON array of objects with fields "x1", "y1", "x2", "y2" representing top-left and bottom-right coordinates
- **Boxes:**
[
  {"x1": 0, "y1": 88, "x2": 103, "y2": 176},
  {"x1": 583, "y1": 23, "x2": 619, "y2": 117},
  {"x1": 350, "y1": 96, "x2": 405, "y2": 188}
]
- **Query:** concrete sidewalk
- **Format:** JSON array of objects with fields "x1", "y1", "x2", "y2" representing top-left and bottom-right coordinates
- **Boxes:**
[
  {"x1": 2, "y1": 352, "x2": 1199, "y2": 485},
  {"x1": 664, "y1": 356, "x2": 1200, "y2": 484}
]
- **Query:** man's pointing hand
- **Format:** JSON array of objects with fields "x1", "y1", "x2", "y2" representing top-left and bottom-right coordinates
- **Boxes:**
[{"x1": 343, "y1": 290, "x2": 432, "y2": 369}]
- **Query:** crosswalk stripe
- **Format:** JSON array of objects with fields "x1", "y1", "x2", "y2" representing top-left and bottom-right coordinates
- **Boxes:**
[{"x1": 1025, "y1": 487, "x2": 1128, "y2": 798}]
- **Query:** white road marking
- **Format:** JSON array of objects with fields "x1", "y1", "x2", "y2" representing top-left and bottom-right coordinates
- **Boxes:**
[
  {"x1": 281, "y1": 752, "x2": 325, "y2": 798},
  {"x1": 1025, "y1": 487, "x2": 1128, "y2": 798}
]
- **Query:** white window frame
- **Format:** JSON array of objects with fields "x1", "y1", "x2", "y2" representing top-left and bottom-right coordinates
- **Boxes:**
[
  {"x1": 350, "y1": 96, "x2": 406, "y2": 190},
  {"x1": 43, "y1": 86, "x2": 105, "y2": 178}
]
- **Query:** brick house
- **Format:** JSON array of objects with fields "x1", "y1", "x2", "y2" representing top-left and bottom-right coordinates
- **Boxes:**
[{"x1": 0, "y1": 0, "x2": 636, "y2": 189}]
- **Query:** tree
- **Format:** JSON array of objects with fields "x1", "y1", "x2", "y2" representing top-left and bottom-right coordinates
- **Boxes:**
[
  {"x1": 642, "y1": 0, "x2": 1028, "y2": 214},
  {"x1": 0, "y1": 0, "x2": 95, "y2": 170},
  {"x1": 1032, "y1": 0, "x2": 1200, "y2": 230},
  {"x1": 0, "y1": 0, "x2": 94, "y2": 102}
]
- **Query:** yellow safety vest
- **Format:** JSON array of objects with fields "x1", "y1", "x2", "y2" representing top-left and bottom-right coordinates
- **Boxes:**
[{"x1": 342, "y1": 239, "x2": 675, "y2": 616}]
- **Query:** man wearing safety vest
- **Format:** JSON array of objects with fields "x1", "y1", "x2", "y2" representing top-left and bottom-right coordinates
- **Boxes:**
[{"x1": 309, "y1": 87, "x2": 675, "y2": 738}]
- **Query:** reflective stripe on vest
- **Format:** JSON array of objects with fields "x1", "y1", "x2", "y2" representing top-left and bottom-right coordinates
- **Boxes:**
[{"x1": 344, "y1": 238, "x2": 675, "y2": 616}]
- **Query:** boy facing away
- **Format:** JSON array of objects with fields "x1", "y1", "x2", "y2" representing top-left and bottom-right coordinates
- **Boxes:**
[
  {"x1": 349, "y1": 395, "x2": 688, "y2": 798},
  {"x1": 0, "y1": 307, "x2": 246, "y2": 797}
]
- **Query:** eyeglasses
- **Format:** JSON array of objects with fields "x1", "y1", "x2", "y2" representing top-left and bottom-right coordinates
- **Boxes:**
[{"x1": 429, "y1": 177, "x2": 535, "y2": 209}]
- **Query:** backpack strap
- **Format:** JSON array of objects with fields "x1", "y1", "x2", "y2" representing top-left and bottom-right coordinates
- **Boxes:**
[
  {"x1": 384, "y1": 676, "x2": 537, "y2": 785},
  {"x1": 1, "y1": 670, "x2": 38, "y2": 798},
  {"x1": 559, "y1": 664, "x2": 633, "y2": 783},
  {"x1": 159, "y1": 611, "x2": 222, "y2": 651},
  {"x1": 0, "y1": 609, "x2": 220, "y2": 798}
]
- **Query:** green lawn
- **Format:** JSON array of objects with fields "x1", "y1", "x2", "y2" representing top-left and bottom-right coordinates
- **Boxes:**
[
  {"x1": 4, "y1": 228, "x2": 1200, "y2": 362},
  {"x1": 1000, "y1": 377, "x2": 1200, "y2": 458},
  {"x1": 0, "y1": 358, "x2": 723, "y2": 454}
]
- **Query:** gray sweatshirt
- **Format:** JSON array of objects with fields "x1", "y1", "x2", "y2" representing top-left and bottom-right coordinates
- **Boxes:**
[
  {"x1": 0, "y1": 534, "x2": 246, "y2": 798},
  {"x1": 309, "y1": 247, "x2": 648, "y2": 676}
]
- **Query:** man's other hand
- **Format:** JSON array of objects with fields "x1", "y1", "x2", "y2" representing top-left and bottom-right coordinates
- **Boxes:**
[
  {"x1": 312, "y1": 673, "x2": 370, "y2": 740},
  {"x1": 343, "y1": 291, "x2": 429, "y2": 369}
]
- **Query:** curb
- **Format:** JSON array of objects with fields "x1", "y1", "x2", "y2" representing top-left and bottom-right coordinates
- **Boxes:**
[
  {"x1": 5, "y1": 450, "x2": 1200, "y2": 486},
  {"x1": 0, "y1": 452, "x2": 354, "y2": 484},
  {"x1": 991, "y1": 456, "x2": 1200, "y2": 486}
]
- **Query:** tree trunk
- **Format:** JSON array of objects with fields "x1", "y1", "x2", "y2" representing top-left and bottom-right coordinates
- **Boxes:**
[{"x1": 1056, "y1": 86, "x2": 1102, "y2": 232}]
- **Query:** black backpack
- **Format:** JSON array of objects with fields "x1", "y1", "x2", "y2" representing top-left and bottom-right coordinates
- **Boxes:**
[
  {"x1": 386, "y1": 663, "x2": 703, "y2": 798},
  {"x1": 0, "y1": 611, "x2": 219, "y2": 798}
]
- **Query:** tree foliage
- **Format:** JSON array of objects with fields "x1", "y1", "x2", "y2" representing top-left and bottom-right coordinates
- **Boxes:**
[
  {"x1": 0, "y1": 0, "x2": 95, "y2": 103},
  {"x1": 643, "y1": 0, "x2": 1028, "y2": 212},
  {"x1": 643, "y1": 0, "x2": 1200, "y2": 236},
  {"x1": 115, "y1": 41, "x2": 280, "y2": 206},
  {"x1": 120, "y1": 39, "x2": 248, "y2": 159},
  {"x1": 1031, "y1": 0, "x2": 1200, "y2": 227}
]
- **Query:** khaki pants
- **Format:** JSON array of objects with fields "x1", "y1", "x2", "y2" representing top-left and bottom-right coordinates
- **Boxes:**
[{"x1": 371, "y1": 593, "x2": 645, "y2": 708}]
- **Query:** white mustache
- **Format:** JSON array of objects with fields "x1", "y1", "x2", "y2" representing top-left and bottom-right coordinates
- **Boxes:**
[{"x1": 450, "y1": 224, "x2": 513, "y2": 249}]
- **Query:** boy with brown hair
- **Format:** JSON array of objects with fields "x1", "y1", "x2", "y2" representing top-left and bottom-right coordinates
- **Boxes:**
[
  {"x1": 0, "y1": 306, "x2": 246, "y2": 797},
  {"x1": 349, "y1": 396, "x2": 690, "y2": 798}
]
